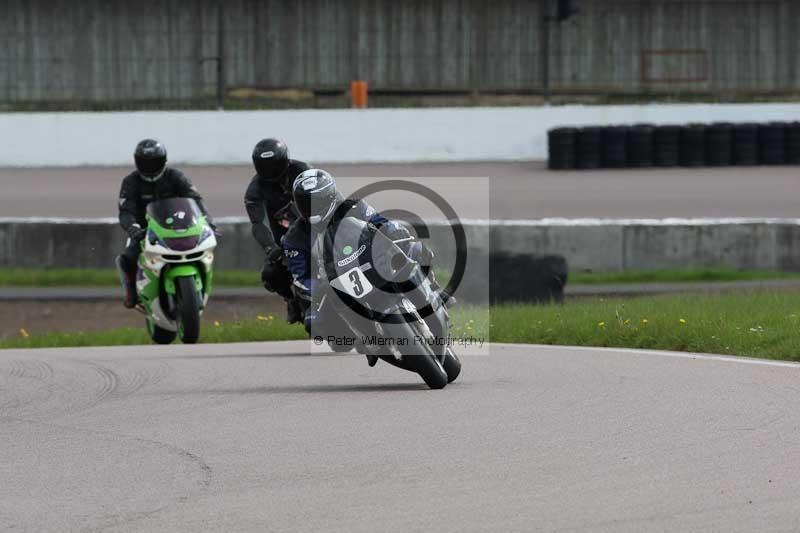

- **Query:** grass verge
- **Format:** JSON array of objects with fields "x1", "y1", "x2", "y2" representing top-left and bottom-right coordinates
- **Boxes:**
[
  {"x1": 2, "y1": 317, "x2": 307, "y2": 349},
  {"x1": 485, "y1": 291, "x2": 800, "y2": 361},
  {"x1": 0, "y1": 268, "x2": 260, "y2": 287},
  {"x1": 568, "y1": 268, "x2": 800, "y2": 285},
  {"x1": 4, "y1": 292, "x2": 800, "y2": 361},
  {"x1": 2, "y1": 267, "x2": 800, "y2": 288}
]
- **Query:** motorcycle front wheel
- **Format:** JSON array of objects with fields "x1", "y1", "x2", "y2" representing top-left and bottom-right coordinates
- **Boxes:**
[
  {"x1": 175, "y1": 276, "x2": 201, "y2": 344},
  {"x1": 402, "y1": 321, "x2": 448, "y2": 390},
  {"x1": 147, "y1": 319, "x2": 176, "y2": 345},
  {"x1": 442, "y1": 347, "x2": 461, "y2": 383}
]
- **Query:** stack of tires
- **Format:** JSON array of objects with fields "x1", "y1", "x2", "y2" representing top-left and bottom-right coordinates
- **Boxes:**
[
  {"x1": 758, "y1": 122, "x2": 785, "y2": 165},
  {"x1": 627, "y1": 124, "x2": 654, "y2": 167},
  {"x1": 601, "y1": 126, "x2": 628, "y2": 168},
  {"x1": 732, "y1": 124, "x2": 759, "y2": 166},
  {"x1": 547, "y1": 121, "x2": 800, "y2": 170},
  {"x1": 576, "y1": 127, "x2": 602, "y2": 169},
  {"x1": 679, "y1": 124, "x2": 706, "y2": 167},
  {"x1": 547, "y1": 128, "x2": 576, "y2": 170},
  {"x1": 706, "y1": 123, "x2": 733, "y2": 166},
  {"x1": 653, "y1": 125, "x2": 680, "y2": 167},
  {"x1": 787, "y1": 122, "x2": 800, "y2": 165}
]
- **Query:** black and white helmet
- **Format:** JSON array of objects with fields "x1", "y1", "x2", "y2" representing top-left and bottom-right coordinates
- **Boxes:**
[
  {"x1": 134, "y1": 139, "x2": 167, "y2": 182},
  {"x1": 292, "y1": 169, "x2": 340, "y2": 226}
]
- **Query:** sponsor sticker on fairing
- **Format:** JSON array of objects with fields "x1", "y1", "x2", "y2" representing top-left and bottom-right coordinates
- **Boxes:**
[{"x1": 337, "y1": 244, "x2": 367, "y2": 267}]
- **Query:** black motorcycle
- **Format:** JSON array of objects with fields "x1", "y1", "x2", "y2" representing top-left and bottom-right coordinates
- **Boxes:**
[{"x1": 311, "y1": 216, "x2": 461, "y2": 389}]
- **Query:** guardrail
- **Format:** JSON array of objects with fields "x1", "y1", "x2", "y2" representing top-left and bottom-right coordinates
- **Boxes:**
[
  {"x1": 4, "y1": 217, "x2": 800, "y2": 304},
  {"x1": 2, "y1": 217, "x2": 799, "y2": 272}
]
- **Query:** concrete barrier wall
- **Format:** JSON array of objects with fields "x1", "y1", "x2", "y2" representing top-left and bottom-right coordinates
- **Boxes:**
[
  {"x1": 3, "y1": 103, "x2": 800, "y2": 166},
  {"x1": 2, "y1": 218, "x2": 800, "y2": 273}
]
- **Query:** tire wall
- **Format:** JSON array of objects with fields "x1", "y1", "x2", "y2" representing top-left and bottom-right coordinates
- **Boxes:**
[{"x1": 549, "y1": 121, "x2": 800, "y2": 170}]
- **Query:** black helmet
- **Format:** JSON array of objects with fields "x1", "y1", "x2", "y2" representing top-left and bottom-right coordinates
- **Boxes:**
[
  {"x1": 134, "y1": 139, "x2": 167, "y2": 182},
  {"x1": 292, "y1": 169, "x2": 340, "y2": 225},
  {"x1": 252, "y1": 138, "x2": 290, "y2": 182}
]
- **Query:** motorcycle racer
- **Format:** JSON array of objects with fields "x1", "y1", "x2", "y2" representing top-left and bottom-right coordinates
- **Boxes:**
[
  {"x1": 115, "y1": 139, "x2": 215, "y2": 308},
  {"x1": 281, "y1": 169, "x2": 413, "y2": 338},
  {"x1": 243, "y1": 138, "x2": 310, "y2": 322}
]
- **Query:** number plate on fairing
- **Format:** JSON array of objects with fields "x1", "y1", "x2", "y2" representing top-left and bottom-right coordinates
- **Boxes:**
[{"x1": 331, "y1": 266, "x2": 373, "y2": 298}]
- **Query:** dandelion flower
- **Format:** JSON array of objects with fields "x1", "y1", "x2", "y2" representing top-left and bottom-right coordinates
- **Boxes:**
[
  {"x1": 679, "y1": 318, "x2": 686, "y2": 324},
  {"x1": 642, "y1": 319, "x2": 648, "y2": 325},
  {"x1": 598, "y1": 321, "x2": 606, "y2": 327},
  {"x1": 214, "y1": 321, "x2": 221, "y2": 327}
]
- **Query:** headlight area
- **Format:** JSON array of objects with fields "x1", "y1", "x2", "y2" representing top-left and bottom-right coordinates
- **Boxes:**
[
  {"x1": 200, "y1": 249, "x2": 215, "y2": 267},
  {"x1": 143, "y1": 251, "x2": 165, "y2": 270}
]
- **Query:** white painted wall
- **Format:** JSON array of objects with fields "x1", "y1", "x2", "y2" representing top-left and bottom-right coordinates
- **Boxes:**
[{"x1": 2, "y1": 103, "x2": 800, "y2": 166}]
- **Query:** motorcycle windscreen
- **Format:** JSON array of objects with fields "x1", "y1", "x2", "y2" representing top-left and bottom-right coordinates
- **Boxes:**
[{"x1": 146, "y1": 198, "x2": 203, "y2": 231}]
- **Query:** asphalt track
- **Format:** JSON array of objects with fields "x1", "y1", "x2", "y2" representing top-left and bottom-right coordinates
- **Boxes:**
[
  {"x1": 3, "y1": 341, "x2": 800, "y2": 531},
  {"x1": 2, "y1": 162, "x2": 800, "y2": 219}
]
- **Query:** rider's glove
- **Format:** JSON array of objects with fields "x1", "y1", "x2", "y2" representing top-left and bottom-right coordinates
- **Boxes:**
[
  {"x1": 261, "y1": 247, "x2": 292, "y2": 298},
  {"x1": 127, "y1": 224, "x2": 146, "y2": 242},
  {"x1": 407, "y1": 240, "x2": 434, "y2": 266},
  {"x1": 381, "y1": 222, "x2": 413, "y2": 254},
  {"x1": 265, "y1": 246, "x2": 284, "y2": 264}
]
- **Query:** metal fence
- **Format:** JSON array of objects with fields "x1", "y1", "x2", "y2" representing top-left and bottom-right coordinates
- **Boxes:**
[{"x1": 1, "y1": 0, "x2": 798, "y2": 109}]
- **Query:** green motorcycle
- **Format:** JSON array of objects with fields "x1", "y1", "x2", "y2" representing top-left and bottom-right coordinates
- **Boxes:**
[{"x1": 134, "y1": 198, "x2": 217, "y2": 344}]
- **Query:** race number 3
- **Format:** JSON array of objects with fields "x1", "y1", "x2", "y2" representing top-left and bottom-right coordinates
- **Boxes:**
[
  {"x1": 349, "y1": 270, "x2": 364, "y2": 296},
  {"x1": 333, "y1": 266, "x2": 373, "y2": 298}
]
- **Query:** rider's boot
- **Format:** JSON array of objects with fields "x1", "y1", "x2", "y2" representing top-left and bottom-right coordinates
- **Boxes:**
[
  {"x1": 286, "y1": 297, "x2": 303, "y2": 324},
  {"x1": 439, "y1": 289, "x2": 457, "y2": 308},
  {"x1": 115, "y1": 256, "x2": 137, "y2": 309},
  {"x1": 429, "y1": 275, "x2": 456, "y2": 308}
]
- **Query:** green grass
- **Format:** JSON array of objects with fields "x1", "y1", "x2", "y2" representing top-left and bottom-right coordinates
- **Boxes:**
[
  {"x1": 446, "y1": 291, "x2": 800, "y2": 361},
  {"x1": 568, "y1": 268, "x2": 800, "y2": 285},
  {"x1": 482, "y1": 291, "x2": 800, "y2": 361},
  {"x1": 0, "y1": 268, "x2": 261, "y2": 287},
  {"x1": 5, "y1": 291, "x2": 800, "y2": 361},
  {"x1": 2, "y1": 317, "x2": 307, "y2": 349},
  {"x1": 2, "y1": 267, "x2": 799, "y2": 289}
]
